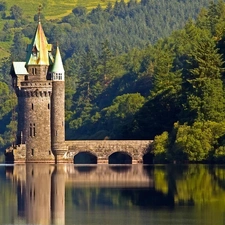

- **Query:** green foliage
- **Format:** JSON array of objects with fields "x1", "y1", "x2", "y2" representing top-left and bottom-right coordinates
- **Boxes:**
[
  {"x1": 153, "y1": 132, "x2": 169, "y2": 163},
  {"x1": 10, "y1": 5, "x2": 23, "y2": 20},
  {"x1": 103, "y1": 93, "x2": 145, "y2": 119},
  {"x1": 0, "y1": 82, "x2": 15, "y2": 120},
  {"x1": 3, "y1": 0, "x2": 130, "y2": 21},
  {"x1": 0, "y1": 81, "x2": 17, "y2": 152},
  {"x1": 0, "y1": 1, "x2": 6, "y2": 11},
  {"x1": 172, "y1": 122, "x2": 214, "y2": 162},
  {"x1": 182, "y1": 36, "x2": 225, "y2": 123},
  {"x1": 102, "y1": 93, "x2": 145, "y2": 138},
  {"x1": 154, "y1": 121, "x2": 225, "y2": 163},
  {"x1": 214, "y1": 146, "x2": 225, "y2": 163}
]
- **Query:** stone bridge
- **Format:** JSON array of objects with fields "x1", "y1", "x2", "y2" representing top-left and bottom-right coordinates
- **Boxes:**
[{"x1": 64, "y1": 140, "x2": 153, "y2": 164}]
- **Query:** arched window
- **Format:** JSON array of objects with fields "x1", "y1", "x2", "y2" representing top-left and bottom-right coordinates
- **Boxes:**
[
  {"x1": 33, "y1": 123, "x2": 36, "y2": 137},
  {"x1": 30, "y1": 123, "x2": 32, "y2": 136},
  {"x1": 32, "y1": 68, "x2": 37, "y2": 75},
  {"x1": 52, "y1": 72, "x2": 63, "y2": 80},
  {"x1": 29, "y1": 123, "x2": 36, "y2": 137},
  {"x1": 32, "y1": 46, "x2": 37, "y2": 56}
]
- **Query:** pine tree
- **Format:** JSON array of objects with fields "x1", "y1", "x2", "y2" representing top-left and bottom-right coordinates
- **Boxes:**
[{"x1": 182, "y1": 36, "x2": 225, "y2": 123}]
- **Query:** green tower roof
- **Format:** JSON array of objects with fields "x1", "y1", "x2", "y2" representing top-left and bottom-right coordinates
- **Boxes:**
[
  {"x1": 26, "y1": 22, "x2": 53, "y2": 66},
  {"x1": 51, "y1": 46, "x2": 64, "y2": 73}
]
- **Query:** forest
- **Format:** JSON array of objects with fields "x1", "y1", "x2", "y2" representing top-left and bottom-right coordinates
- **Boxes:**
[{"x1": 1, "y1": 0, "x2": 225, "y2": 162}]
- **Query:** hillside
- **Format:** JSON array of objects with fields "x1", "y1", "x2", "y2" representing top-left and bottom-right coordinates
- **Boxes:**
[
  {"x1": 3, "y1": 0, "x2": 133, "y2": 20},
  {"x1": 0, "y1": 0, "x2": 135, "y2": 62},
  {"x1": 0, "y1": 0, "x2": 220, "y2": 64}
]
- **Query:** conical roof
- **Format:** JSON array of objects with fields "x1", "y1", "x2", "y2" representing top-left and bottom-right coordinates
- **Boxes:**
[
  {"x1": 26, "y1": 22, "x2": 53, "y2": 65},
  {"x1": 51, "y1": 46, "x2": 64, "y2": 73}
]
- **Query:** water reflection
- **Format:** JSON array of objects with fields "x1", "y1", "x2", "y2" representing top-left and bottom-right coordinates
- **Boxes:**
[
  {"x1": 9, "y1": 164, "x2": 65, "y2": 225},
  {"x1": 1, "y1": 164, "x2": 225, "y2": 225}
]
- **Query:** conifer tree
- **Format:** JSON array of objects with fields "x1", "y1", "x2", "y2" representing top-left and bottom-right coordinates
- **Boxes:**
[{"x1": 182, "y1": 36, "x2": 225, "y2": 123}]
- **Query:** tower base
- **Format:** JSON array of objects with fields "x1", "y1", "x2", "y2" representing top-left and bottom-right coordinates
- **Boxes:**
[
  {"x1": 52, "y1": 143, "x2": 68, "y2": 163},
  {"x1": 5, "y1": 143, "x2": 68, "y2": 164}
]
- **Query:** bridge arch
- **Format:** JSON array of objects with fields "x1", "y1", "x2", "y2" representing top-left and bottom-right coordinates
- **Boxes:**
[
  {"x1": 73, "y1": 151, "x2": 97, "y2": 164},
  {"x1": 108, "y1": 151, "x2": 132, "y2": 164},
  {"x1": 143, "y1": 152, "x2": 154, "y2": 164}
]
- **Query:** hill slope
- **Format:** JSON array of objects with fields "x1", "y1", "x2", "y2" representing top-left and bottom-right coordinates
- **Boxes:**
[{"x1": 5, "y1": 0, "x2": 133, "y2": 20}]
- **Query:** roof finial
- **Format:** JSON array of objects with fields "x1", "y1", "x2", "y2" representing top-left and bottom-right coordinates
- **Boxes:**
[{"x1": 38, "y1": 5, "x2": 42, "y2": 22}]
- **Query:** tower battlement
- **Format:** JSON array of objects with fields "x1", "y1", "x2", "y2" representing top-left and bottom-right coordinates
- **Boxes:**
[{"x1": 16, "y1": 90, "x2": 52, "y2": 98}]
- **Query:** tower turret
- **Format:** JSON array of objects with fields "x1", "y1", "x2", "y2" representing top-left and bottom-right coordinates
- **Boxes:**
[{"x1": 51, "y1": 46, "x2": 67, "y2": 162}]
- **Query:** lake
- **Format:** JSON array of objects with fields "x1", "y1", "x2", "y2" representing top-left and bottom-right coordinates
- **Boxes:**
[{"x1": 0, "y1": 164, "x2": 225, "y2": 225}]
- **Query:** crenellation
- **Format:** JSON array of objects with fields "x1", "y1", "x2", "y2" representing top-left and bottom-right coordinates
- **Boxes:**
[{"x1": 16, "y1": 89, "x2": 52, "y2": 98}]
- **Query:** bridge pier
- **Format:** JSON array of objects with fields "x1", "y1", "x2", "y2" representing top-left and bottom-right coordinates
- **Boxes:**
[
  {"x1": 132, "y1": 159, "x2": 142, "y2": 164},
  {"x1": 97, "y1": 158, "x2": 108, "y2": 164}
]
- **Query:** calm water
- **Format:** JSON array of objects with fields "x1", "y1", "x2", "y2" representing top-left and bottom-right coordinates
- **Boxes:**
[{"x1": 0, "y1": 164, "x2": 225, "y2": 225}]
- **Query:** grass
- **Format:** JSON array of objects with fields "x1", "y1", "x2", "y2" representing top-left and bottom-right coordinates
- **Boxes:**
[
  {"x1": 0, "y1": 42, "x2": 10, "y2": 60},
  {"x1": 5, "y1": 0, "x2": 134, "y2": 20}
]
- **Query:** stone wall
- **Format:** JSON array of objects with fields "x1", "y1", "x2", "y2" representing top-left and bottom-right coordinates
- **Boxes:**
[{"x1": 20, "y1": 90, "x2": 54, "y2": 162}]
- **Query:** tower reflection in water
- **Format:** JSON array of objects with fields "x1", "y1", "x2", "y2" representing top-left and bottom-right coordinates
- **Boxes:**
[
  {"x1": 6, "y1": 164, "x2": 152, "y2": 225},
  {"x1": 10, "y1": 164, "x2": 66, "y2": 225}
]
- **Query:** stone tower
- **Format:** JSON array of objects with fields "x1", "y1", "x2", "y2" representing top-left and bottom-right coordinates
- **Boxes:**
[{"x1": 6, "y1": 20, "x2": 67, "y2": 163}]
